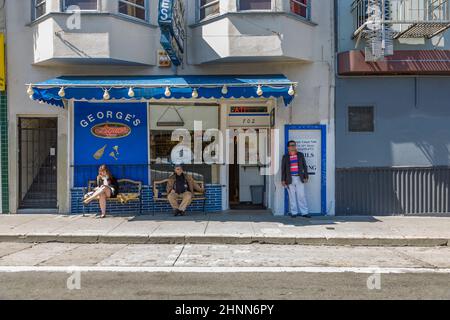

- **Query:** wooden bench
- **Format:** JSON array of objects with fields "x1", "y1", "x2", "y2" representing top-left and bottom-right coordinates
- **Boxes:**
[
  {"x1": 152, "y1": 179, "x2": 207, "y2": 214},
  {"x1": 82, "y1": 179, "x2": 143, "y2": 214}
]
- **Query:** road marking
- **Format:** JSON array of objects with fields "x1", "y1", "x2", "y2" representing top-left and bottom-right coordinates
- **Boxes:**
[{"x1": 0, "y1": 266, "x2": 449, "y2": 274}]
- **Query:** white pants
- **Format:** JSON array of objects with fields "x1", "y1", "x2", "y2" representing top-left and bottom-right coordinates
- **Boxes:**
[{"x1": 287, "y1": 176, "x2": 309, "y2": 216}]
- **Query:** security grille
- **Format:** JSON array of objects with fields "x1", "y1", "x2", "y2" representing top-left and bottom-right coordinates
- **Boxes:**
[{"x1": 18, "y1": 118, "x2": 57, "y2": 209}]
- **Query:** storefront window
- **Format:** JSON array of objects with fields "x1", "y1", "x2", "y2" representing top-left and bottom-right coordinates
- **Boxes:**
[
  {"x1": 119, "y1": 0, "x2": 147, "y2": 21},
  {"x1": 149, "y1": 104, "x2": 220, "y2": 184}
]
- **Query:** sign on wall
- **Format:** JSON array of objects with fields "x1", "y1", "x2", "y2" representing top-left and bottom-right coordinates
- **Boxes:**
[
  {"x1": 73, "y1": 102, "x2": 149, "y2": 186},
  {"x1": 158, "y1": 0, "x2": 186, "y2": 66},
  {"x1": 285, "y1": 125, "x2": 327, "y2": 215},
  {"x1": 228, "y1": 106, "x2": 271, "y2": 127},
  {"x1": 0, "y1": 33, "x2": 5, "y2": 91}
]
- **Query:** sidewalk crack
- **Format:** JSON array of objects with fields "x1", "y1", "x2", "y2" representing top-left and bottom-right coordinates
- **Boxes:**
[
  {"x1": 389, "y1": 248, "x2": 439, "y2": 269},
  {"x1": 172, "y1": 244, "x2": 186, "y2": 267}
]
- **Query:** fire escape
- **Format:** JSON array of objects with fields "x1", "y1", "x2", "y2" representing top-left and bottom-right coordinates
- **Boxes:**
[{"x1": 352, "y1": 0, "x2": 450, "y2": 61}]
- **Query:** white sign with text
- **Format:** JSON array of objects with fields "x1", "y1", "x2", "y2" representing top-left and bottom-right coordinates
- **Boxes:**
[{"x1": 287, "y1": 128, "x2": 323, "y2": 214}]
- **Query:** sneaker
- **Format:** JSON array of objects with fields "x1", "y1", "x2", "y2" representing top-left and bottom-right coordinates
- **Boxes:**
[
  {"x1": 173, "y1": 209, "x2": 180, "y2": 216},
  {"x1": 291, "y1": 214, "x2": 298, "y2": 218},
  {"x1": 301, "y1": 214, "x2": 312, "y2": 219}
]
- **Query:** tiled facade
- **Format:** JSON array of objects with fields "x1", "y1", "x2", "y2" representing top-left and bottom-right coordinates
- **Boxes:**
[
  {"x1": 0, "y1": 92, "x2": 8, "y2": 213},
  {"x1": 70, "y1": 184, "x2": 222, "y2": 215}
]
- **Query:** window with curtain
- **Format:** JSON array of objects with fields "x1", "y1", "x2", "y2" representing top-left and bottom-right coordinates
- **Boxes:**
[
  {"x1": 33, "y1": 0, "x2": 46, "y2": 19},
  {"x1": 290, "y1": 0, "x2": 309, "y2": 18},
  {"x1": 238, "y1": 0, "x2": 272, "y2": 10},
  {"x1": 119, "y1": 0, "x2": 147, "y2": 21},
  {"x1": 63, "y1": 0, "x2": 98, "y2": 11},
  {"x1": 200, "y1": 0, "x2": 220, "y2": 20}
]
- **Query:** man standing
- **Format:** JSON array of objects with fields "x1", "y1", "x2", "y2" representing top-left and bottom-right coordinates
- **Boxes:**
[
  {"x1": 167, "y1": 165, "x2": 196, "y2": 216},
  {"x1": 282, "y1": 140, "x2": 311, "y2": 218}
]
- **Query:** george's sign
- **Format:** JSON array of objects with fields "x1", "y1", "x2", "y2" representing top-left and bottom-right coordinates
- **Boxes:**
[{"x1": 91, "y1": 122, "x2": 131, "y2": 139}]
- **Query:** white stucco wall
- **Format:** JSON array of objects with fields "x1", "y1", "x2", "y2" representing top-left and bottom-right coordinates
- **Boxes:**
[{"x1": 6, "y1": 0, "x2": 335, "y2": 215}]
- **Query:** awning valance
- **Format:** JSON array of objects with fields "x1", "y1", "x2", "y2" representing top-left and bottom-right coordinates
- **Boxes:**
[{"x1": 27, "y1": 75, "x2": 297, "y2": 108}]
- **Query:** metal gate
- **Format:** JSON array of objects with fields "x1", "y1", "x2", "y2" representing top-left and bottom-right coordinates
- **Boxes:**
[
  {"x1": 18, "y1": 118, "x2": 57, "y2": 209},
  {"x1": 336, "y1": 166, "x2": 450, "y2": 215}
]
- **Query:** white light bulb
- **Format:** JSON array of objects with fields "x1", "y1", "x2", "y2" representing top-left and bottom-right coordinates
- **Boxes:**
[
  {"x1": 257, "y1": 85, "x2": 263, "y2": 96},
  {"x1": 27, "y1": 85, "x2": 34, "y2": 96},
  {"x1": 128, "y1": 87, "x2": 135, "y2": 98},
  {"x1": 165, "y1": 86, "x2": 171, "y2": 97},
  {"x1": 58, "y1": 87, "x2": 65, "y2": 98},
  {"x1": 288, "y1": 84, "x2": 295, "y2": 96},
  {"x1": 221, "y1": 85, "x2": 228, "y2": 95},
  {"x1": 103, "y1": 89, "x2": 110, "y2": 100},
  {"x1": 192, "y1": 88, "x2": 198, "y2": 99}
]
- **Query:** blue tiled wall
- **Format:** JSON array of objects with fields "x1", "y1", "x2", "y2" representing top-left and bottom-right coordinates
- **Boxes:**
[{"x1": 71, "y1": 184, "x2": 222, "y2": 214}]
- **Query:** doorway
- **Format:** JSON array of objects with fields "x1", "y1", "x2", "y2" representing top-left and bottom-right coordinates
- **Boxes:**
[
  {"x1": 18, "y1": 118, "x2": 58, "y2": 209},
  {"x1": 229, "y1": 129, "x2": 268, "y2": 210}
]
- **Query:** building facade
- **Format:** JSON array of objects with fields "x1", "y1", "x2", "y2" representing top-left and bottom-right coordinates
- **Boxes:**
[
  {"x1": 5, "y1": 0, "x2": 336, "y2": 216},
  {"x1": 336, "y1": 0, "x2": 450, "y2": 215},
  {"x1": 0, "y1": 0, "x2": 8, "y2": 214}
]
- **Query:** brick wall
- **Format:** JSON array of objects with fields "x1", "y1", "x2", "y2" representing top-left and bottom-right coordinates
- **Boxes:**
[{"x1": 71, "y1": 184, "x2": 222, "y2": 215}]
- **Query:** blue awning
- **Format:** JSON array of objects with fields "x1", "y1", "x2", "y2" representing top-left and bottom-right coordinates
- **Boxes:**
[{"x1": 27, "y1": 75, "x2": 297, "y2": 107}]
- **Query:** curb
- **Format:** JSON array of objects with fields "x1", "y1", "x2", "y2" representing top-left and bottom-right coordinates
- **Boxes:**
[{"x1": 0, "y1": 234, "x2": 448, "y2": 247}]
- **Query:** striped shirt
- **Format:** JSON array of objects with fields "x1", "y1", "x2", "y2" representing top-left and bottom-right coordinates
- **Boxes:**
[{"x1": 289, "y1": 152, "x2": 299, "y2": 176}]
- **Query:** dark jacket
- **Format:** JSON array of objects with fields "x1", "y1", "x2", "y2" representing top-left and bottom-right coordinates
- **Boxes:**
[
  {"x1": 167, "y1": 173, "x2": 203, "y2": 194},
  {"x1": 281, "y1": 151, "x2": 309, "y2": 185}
]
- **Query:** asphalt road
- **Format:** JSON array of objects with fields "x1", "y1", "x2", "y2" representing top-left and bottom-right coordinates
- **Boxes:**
[{"x1": 0, "y1": 271, "x2": 449, "y2": 300}]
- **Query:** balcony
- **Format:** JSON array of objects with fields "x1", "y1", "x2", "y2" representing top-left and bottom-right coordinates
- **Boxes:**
[
  {"x1": 189, "y1": 0, "x2": 317, "y2": 64},
  {"x1": 352, "y1": 0, "x2": 450, "y2": 39},
  {"x1": 31, "y1": 13, "x2": 158, "y2": 66}
]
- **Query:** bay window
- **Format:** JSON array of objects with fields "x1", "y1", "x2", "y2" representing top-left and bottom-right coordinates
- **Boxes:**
[
  {"x1": 63, "y1": 0, "x2": 98, "y2": 11},
  {"x1": 238, "y1": 0, "x2": 272, "y2": 10},
  {"x1": 200, "y1": 0, "x2": 220, "y2": 20},
  {"x1": 119, "y1": 0, "x2": 147, "y2": 21},
  {"x1": 33, "y1": 0, "x2": 46, "y2": 19},
  {"x1": 290, "y1": 0, "x2": 309, "y2": 19}
]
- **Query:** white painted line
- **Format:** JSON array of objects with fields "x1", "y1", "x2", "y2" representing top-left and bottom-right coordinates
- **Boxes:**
[{"x1": 0, "y1": 266, "x2": 449, "y2": 274}]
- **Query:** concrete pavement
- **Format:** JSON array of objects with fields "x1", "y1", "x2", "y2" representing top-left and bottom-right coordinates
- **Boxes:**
[
  {"x1": 0, "y1": 243, "x2": 450, "y2": 269},
  {"x1": 0, "y1": 213, "x2": 449, "y2": 246},
  {"x1": 0, "y1": 242, "x2": 449, "y2": 299}
]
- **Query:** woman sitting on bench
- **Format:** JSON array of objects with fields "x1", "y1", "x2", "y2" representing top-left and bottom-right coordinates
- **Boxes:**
[{"x1": 83, "y1": 164, "x2": 119, "y2": 218}]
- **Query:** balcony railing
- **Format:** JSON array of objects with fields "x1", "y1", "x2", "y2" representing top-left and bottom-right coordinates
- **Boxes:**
[{"x1": 352, "y1": 0, "x2": 450, "y2": 39}]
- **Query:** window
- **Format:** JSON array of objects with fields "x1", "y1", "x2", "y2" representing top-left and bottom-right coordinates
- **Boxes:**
[
  {"x1": 119, "y1": 0, "x2": 147, "y2": 21},
  {"x1": 239, "y1": 0, "x2": 272, "y2": 10},
  {"x1": 63, "y1": 0, "x2": 98, "y2": 11},
  {"x1": 348, "y1": 106, "x2": 374, "y2": 132},
  {"x1": 290, "y1": 0, "x2": 309, "y2": 19},
  {"x1": 33, "y1": 0, "x2": 46, "y2": 19},
  {"x1": 200, "y1": 0, "x2": 220, "y2": 20}
]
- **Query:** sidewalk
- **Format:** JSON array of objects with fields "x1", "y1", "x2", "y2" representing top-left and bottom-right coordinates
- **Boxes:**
[{"x1": 0, "y1": 213, "x2": 449, "y2": 246}]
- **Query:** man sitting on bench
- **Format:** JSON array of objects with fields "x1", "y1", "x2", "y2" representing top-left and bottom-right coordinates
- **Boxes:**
[{"x1": 167, "y1": 165, "x2": 198, "y2": 216}]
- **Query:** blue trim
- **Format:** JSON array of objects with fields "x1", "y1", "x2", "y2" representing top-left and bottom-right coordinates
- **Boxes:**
[
  {"x1": 30, "y1": 75, "x2": 296, "y2": 107},
  {"x1": 284, "y1": 124, "x2": 327, "y2": 216}
]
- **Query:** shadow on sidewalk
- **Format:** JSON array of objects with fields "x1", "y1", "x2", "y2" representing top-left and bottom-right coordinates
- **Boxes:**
[{"x1": 121, "y1": 210, "x2": 382, "y2": 227}]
